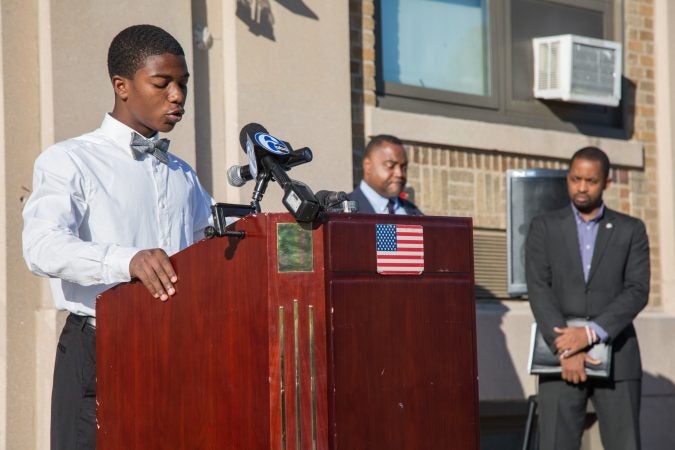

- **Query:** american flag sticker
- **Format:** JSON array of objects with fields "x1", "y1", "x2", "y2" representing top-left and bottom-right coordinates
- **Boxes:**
[{"x1": 375, "y1": 224, "x2": 424, "y2": 275}]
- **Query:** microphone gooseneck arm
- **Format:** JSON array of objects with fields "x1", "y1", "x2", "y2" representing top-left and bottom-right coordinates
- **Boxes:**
[{"x1": 251, "y1": 171, "x2": 272, "y2": 213}]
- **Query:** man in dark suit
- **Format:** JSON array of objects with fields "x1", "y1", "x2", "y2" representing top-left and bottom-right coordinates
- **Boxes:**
[
  {"x1": 348, "y1": 135, "x2": 422, "y2": 215},
  {"x1": 525, "y1": 146, "x2": 650, "y2": 450}
]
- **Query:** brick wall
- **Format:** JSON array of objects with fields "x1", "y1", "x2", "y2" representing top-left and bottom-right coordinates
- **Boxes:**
[
  {"x1": 625, "y1": 0, "x2": 659, "y2": 305},
  {"x1": 349, "y1": 0, "x2": 659, "y2": 304},
  {"x1": 349, "y1": 0, "x2": 376, "y2": 184},
  {"x1": 406, "y1": 146, "x2": 633, "y2": 227}
]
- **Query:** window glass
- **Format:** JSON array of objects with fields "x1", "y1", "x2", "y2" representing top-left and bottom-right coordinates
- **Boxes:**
[{"x1": 381, "y1": 0, "x2": 491, "y2": 96}]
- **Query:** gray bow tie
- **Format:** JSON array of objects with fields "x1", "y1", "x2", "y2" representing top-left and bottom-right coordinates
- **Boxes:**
[{"x1": 130, "y1": 132, "x2": 170, "y2": 165}]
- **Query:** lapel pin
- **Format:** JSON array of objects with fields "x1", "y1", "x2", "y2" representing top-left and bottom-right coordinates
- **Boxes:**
[{"x1": 606, "y1": 223, "x2": 613, "y2": 229}]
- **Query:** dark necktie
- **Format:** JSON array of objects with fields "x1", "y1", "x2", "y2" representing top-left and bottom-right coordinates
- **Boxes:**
[
  {"x1": 387, "y1": 198, "x2": 396, "y2": 214},
  {"x1": 130, "y1": 132, "x2": 170, "y2": 165}
]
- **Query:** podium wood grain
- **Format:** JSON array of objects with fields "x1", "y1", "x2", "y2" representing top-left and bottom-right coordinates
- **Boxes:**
[{"x1": 96, "y1": 213, "x2": 478, "y2": 449}]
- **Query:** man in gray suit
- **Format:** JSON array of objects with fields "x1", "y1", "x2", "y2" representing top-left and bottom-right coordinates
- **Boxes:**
[
  {"x1": 348, "y1": 135, "x2": 422, "y2": 216},
  {"x1": 526, "y1": 146, "x2": 649, "y2": 450}
]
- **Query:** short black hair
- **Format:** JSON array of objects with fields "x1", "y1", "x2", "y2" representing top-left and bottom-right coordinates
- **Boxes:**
[
  {"x1": 107, "y1": 24, "x2": 184, "y2": 79},
  {"x1": 569, "y1": 146, "x2": 611, "y2": 180},
  {"x1": 364, "y1": 134, "x2": 404, "y2": 159}
]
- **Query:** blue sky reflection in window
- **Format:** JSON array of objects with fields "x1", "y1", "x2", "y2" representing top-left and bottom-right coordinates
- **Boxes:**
[{"x1": 381, "y1": 0, "x2": 491, "y2": 96}]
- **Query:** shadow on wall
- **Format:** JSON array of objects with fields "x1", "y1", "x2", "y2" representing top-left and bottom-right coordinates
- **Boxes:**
[
  {"x1": 236, "y1": 0, "x2": 319, "y2": 41},
  {"x1": 275, "y1": 0, "x2": 318, "y2": 19},
  {"x1": 475, "y1": 297, "x2": 528, "y2": 450},
  {"x1": 545, "y1": 77, "x2": 637, "y2": 140},
  {"x1": 192, "y1": 0, "x2": 213, "y2": 192},
  {"x1": 641, "y1": 371, "x2": 675, "y2": 449},
  {"x1": 476, "y1": 298, "x2": 526, "y2": 400}
]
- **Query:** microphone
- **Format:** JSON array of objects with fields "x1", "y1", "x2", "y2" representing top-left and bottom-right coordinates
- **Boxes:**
[
  {"x1": 229, "y1": 123, "x2": 320, "y2": 221},
  {"x1": 238, "y1": 122, "x2": 269, "y2": 154},
  {"x1": 227, "y1": 122, "x2": 313, "y2": 187},
  {"x1": 258, "y1": 153, "x2": 320, "y2": 221},
  {"x1": 315, "y1": 190, "x2": 359, "y2": 213},
  {"x1": 227, "y1": 165, "x2": 252, "y2": 187},
  {"x1": 226, "y1": 148, "x2": 313, "y2": 187},
  {"x1": 315, "y1": 190, "x2": 348, "y2": 208}
]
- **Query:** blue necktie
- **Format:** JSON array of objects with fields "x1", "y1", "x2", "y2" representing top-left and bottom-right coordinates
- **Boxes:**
[
  {"x1": 130, "y1": 132, "x2": 170, "y2": 165},
  {"x1": 387, "y1": 198, "x2": 396, "y2": 214}
]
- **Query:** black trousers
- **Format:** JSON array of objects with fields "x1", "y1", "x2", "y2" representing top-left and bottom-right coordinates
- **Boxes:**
[
  {"x1": 51, "y1": 313, "x2": 96, "y2": 450},
  {"x1": 538, "y1": 376, "x2": 641, "y2": 450}
]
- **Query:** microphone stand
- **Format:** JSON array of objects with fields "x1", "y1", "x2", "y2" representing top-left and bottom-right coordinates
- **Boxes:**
[{"x1": 251, "y1": 170, "x2": 272, "y2": 213}]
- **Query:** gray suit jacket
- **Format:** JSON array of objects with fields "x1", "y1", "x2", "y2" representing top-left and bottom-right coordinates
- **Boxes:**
[
  {"x1": 347, "y1": 185, "x2": 423, "y2": 216},
  {"x1": 525, "y1": 205, "x2": 650, "y2": 380}
]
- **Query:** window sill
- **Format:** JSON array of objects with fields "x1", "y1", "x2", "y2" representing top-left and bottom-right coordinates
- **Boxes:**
[{"x1": 365, "y1": 106, "x2": 644, "y2": 169}]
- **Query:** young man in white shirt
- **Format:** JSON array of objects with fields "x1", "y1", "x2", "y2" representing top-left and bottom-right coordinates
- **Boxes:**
[{"x1": 22, "y1": 24, "x2": 214, "y2": 450}]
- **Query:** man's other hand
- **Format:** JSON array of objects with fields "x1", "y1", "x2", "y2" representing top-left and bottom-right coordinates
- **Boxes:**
[
  {"x1": 560, "y1": 351, "x2": 587, "y2": 384},
  {"x1": 554, "y1": 326, "x2": 589, "y2": 356},
  {"x1": 129, "y1": 249, "x2": 178, "y2": 301}
]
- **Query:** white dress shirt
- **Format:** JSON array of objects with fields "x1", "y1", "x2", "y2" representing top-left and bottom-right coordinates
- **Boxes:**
[
  {"x1": 22, "y1": 114, "x2": 214, "y2": 316},
  {"x1": 359, "y1": 180, "x2": 407, "y2": 215}
]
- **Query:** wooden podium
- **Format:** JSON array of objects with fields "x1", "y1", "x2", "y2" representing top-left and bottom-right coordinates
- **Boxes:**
[{"x1": 96, "y1": 213, "x2": 479, "y2": 449}]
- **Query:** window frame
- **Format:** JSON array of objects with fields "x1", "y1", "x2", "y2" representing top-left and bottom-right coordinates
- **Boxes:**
[{"x1": 374, "y1": 0, "x2": 627, "y2": 139}]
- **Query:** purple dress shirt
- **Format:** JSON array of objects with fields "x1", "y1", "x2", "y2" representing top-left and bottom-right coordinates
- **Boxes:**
[{"x1": 572, "y1": 203, "x2": 609, "y2": 342}]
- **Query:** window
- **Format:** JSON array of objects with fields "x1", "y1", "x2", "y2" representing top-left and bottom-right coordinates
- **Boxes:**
[
  {"x1": 378, "y1": 0, "x2": 498, "y2": 109},
  {"x1": 376, "y1": 0, "x2": 625, "y2": 138},
  {"x1": 381, "y1": 0, "x2": 492, "y2": 97}
]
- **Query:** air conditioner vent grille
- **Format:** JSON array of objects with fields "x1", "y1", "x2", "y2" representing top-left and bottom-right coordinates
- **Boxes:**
[
  {"x1": 571, "y1": 43, "x2": 617, "y2": 97},
  {"x1": 532, "y1": 34, "x2": 622, "y2": 106}
]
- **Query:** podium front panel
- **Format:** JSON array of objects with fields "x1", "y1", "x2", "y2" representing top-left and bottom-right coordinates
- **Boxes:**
[
  {"x1": 323, "y1": 214, "x2": 479, "y2": 450},
  {"x1": 327, "y1": 278, "x2": 477, "y2": 448}
]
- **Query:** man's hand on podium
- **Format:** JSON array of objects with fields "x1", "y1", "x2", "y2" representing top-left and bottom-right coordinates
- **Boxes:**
[{"x1": 129, "y1": 248, "x2": 178, "y2": 301}]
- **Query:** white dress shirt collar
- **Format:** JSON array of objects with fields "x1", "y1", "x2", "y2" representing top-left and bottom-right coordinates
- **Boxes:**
[{"x1": 359, "y1": 179, "x2": 400, "y2": 214}]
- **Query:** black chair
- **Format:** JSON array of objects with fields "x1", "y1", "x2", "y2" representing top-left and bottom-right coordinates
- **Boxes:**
[{"x1": 522, "y1": 395, "x2": 539, "y2": 450}]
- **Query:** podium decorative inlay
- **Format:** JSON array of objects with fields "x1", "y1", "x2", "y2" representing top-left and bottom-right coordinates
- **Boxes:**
[{"x1": 277, "y1": 223, "x2": 314, "y2": 273}]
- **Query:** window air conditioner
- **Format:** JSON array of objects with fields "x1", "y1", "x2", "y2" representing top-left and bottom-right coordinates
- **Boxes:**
[{"x1": 532, "y1": 34, "x2": 622, "y2": 107}]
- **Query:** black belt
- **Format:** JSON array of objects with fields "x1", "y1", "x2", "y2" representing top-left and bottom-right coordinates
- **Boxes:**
[{"x1": 68, "y1": 313, "x2": 96, "y2": 329}]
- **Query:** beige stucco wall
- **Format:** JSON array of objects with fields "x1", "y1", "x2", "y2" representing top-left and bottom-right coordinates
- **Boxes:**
[
  {"x1": 2, "y1": 1, "x2": 44, "y2": 448},
  {"x1": 191, "y1": 0, "x2": 353, "y2": 205},
  {"x1": 655, "y1": 0, "x2": 675, "y2": 315},
  {"x1": 0, "y1": 4, "x2": 7, "y2": 447},
  {"x1": 230, "y1": 1, "x2": 353, "y2": 209}
]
